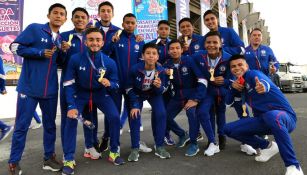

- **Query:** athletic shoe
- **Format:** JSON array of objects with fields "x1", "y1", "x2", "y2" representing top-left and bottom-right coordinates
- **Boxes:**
[
  {"x1": 62, "y1": 155, "x2": 76, "y2": 166},
  {"x1": 0, "y1": 125, "x2": 13, "y2": 142},
  {"x1": 155, "y1": 146, "x2": 171, "y2": 159},
  {"x1": 99, "y1": 137, "x2": 109, "y2": 152},
  {"x1": 196, "y1": 132, "x2": 203, "y2": 141},
  {"x1": 285, "y1": 165, "x2": 304, "y2": 175},
  {"x1": 83, "y1": 147, "x2": 100, "y2": 160},
  {"x1": 218, "y1": 135, "x2": 227, "y2": 150},
  {"x1": 204, "y1": 143, "x2": 220, "y2": 156},
  {"x1": 164, "y1": 135, "x2": 176, "y2": 146},
  {"x1": 255, "y1": 141, "x2": 279, "y2": 162},
  {"x1": 139, "y1": 141, "x2": 152, "y2": 153},
  {"x1": 128, "y1": 148, "x2": 140, "y2": 162},
  {"x1": 140, "y1": 126, "x2": 144, "y2": 132},
  {"x1": 240, "y1": 144, "x2": 257, "y2": 155},
  {"x1": 62, "y1": 161, "x2": 74, "y2": 175},
  {"x1": 43, "y1": 154, "x2": 62, "y2": 172},
  {"x1": 176, "y1": 132, "x2": 190, "y2": 148},
  {"x1": 30, "y1": 123, "x2": 42, "y2": 130},
  {"x1": 108, "y1": 152, "x2": 125, "y2": 165},
  {"x1": 8, "y1": 163, "x2": 22, "y2": 175},
  {"x1": 185, "y1": 143, "x2": 199, "y2": 157},
  {"x1": 120, "y1": 128, "x2": 123, "y2": 135}
]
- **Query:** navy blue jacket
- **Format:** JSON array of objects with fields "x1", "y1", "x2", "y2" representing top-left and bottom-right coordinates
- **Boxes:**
[
  {"x1": 181, "y1": 34, "x2": 205, "y2": 56},
  {"x1": 192, "y1": 50, "x2": 232, "y2": 97},
  {"x1": 110, "y1": 30, "x2": 145, "y2": 88},
  {"x1": 63, "y1": 49, "x2": 119, "y2": 110},
  {"x1": 227, "y1": 70, "x2": 296, "y2": 119},
  {"x1": 245, "y1": 45, "x2": 279, "y2": 76},
  {"x1": 126, "y1": 62, "x2": 168, "y2": 109},
  {"x1": 0, "y1": 57, "x2": 5, "y2": 93},
  {"x1": 163, "y1": 56, "x2": 207, "y2": 101},
  {"x1": 10, "y1": 23, "x2": 63, "y2": 98},
  {"x1": 149, "y1": 38, "x2": 171, "y2": 64}
]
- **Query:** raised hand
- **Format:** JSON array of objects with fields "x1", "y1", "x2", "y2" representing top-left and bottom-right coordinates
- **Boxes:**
[{"x1": 255, "y1": 76, "x2": 266, "y2": 94}]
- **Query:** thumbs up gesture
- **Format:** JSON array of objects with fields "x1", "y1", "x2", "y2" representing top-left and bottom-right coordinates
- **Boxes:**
[{"x1": 255, "y1": 76, "x2": 266, "y2": 94}]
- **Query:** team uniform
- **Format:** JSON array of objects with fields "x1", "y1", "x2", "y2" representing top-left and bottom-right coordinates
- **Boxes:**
[
  {"x1": 224, "y1": 70, "x2": 302, "y2": 170},
  {"x1": 63, "y1": 49, "x2": 121, "y2": 162},
  {"x1": 9, "y1": 23, "x2": 62, "y2": 169},
  {"x1": 150, "y1": 38, "x2": 171, "y2": 65},
  {"x1": 181, "y1": 34, "x2": 205, "y2": 56},
  {"x1": 192, "y1": 50, "x2": 231, "y2": 146}
]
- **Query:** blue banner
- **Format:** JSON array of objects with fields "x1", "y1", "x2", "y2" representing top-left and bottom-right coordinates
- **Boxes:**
[
  {"x1": 0, "y1": 0, "x2": 23, "y2": 80},
  {"x1": 132, "y1": 0, "x2": 168, "y2": 43}
]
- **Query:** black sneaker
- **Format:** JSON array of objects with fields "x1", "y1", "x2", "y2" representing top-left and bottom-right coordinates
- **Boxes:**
[
  {"x1": 94, "y1": 142, "x2": 101, "y2": 153},
  {"x1": 43, "y1": 154, "x2": 62, "y2": 172},
  {"x1": 219, "y1": 135, "x2": 227, "y2": 150},
  {"x1": 8, "y1": 163, "x2": 22, "y2": 175},
  {"x1": 99, "y1": 137, "x2": 109, "y2": 152}
]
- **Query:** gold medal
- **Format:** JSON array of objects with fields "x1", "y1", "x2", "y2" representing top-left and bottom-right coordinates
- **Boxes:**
[
  {"x1": 184, "y1": 36, "x2": 188, "y2": 44},
  {"x1": 67, "y1": 34, "x2": 73, "y2": 46},
  {"x1": 169, "y1": 68, "x2": 173, "y2": 79},
  {"x1": 242, "y1": 104, "x2": 248, "y2": 117},
  {"x1": 116, "y1": 30, "x2": 122, "y2": 38},
  {"x1": 98, "y1": 69, "x2": 106, "y2": 83},
  {"x1": 209, "y1": 68, "x2": 215, "y2": 81},
  {"x1": 155, "y1": 71, "x2": 159, "y2": 79},
  {"x1": 92, "y1": 19, "x2": 96, "y2": 28}
]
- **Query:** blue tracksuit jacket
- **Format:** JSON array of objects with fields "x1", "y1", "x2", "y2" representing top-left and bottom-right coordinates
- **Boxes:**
[
  {"x1": 150, "y1": 38, "x2": 171, "y2": 64},
  {"x1": 10, "y1": 23, "x2": 63, "y2": 98},
  {"x1": 245, "y1": 45, "x2": 279, "y2": 76},
  {"x1": 182, "y1": 34, "x2": 205, "y2": 56}
]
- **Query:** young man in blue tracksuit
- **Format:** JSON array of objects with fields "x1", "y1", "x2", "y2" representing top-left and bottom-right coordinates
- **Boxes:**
[
  {"x1": 178, "y1": 18, "x2": 205, "y2": 56},
  {"x1": 7, "y1": 3, "x2": 67, "y2": 174},
  {"x1": 224, "y1": 54, "x2": 304, "y2": 175},
  {"x1": 62, "y1": 27, "x2": 124, "y2": 175},
  {"x1": 60, "y1": 8, "x2": 102, "y2": 160},
  {"x1": 0, "y1": 56, "x2": 14, "y2": 142},
  {"x1": 126, "y1": 42, "x2": 170, "y2": 162},
  {"x1": 192, "y1": 31, "x2": 231, "y2": 154}
]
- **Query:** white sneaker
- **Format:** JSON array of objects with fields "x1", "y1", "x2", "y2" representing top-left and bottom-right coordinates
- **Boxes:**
[
  {"x1": 139, "y1": 141, "x2": 152, "y2": 153},
  {"x1": 240, "y1": 144, "x2": 257, "y2": 155},
  {"x1": 30, "y1": 123, "x2": 42, "y2": 129},
  {"x1": 140, "y1": 126, "x2": 144, "y2": 132},
  {"x1": 204, "y1": 143, "x2": 220, "y2": 156},
  {"x1": 285, "y1": 165, "x2": 304, "y2": 175},
  {"x1": 120, "y1": 129, "x2": 123, "y2": 135},
  {"x1": 255, "y1": 141, "x2": 279, "y2": 162},
  {"x1": 84, "y1": 147, "x2": 100, "y2": 160}
]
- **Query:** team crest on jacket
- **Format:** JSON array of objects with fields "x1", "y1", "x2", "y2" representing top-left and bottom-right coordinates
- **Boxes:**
[
  {"x1": 194, "y1": 44, "x2": 200, "y2": 50},
  {"x1": 219, "y1": 65, "x2": 226, "y2": 72},
  {"x1": 181, "y1": 66, "x2": 188, "y2": 73},
  {"x1": 135, "y1": 44, "x2": 140, "y2": 51},
  {"x1": 261, "y1": 50, "x2": 266, "y2": 56}
]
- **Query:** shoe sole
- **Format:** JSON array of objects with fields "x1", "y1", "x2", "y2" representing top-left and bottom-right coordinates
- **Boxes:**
[
  {"x1": 185, "y1": 148, "x2": 200, "y2": 157},
  {"x1": 241, "y1": 148, "x2": 256, "y2": 156},
  {"x1": 108, "y1": 157, "x2": 125, "y2": 165},
  {"x1": 154, "y1": 152, "x2": 171, "y2": 159},
  {"x1": 62, "y1": 172, "x2": 74, "y2": 175},
  {"x1": 43, "y1": 166, "x2": 61, "y2": 172},
  {"x1": 177, "y1": 138, "x2": 190, "y2": 148}
]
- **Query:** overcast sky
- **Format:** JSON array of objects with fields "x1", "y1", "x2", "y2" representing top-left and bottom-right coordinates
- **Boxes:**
[{"x1": 249, "y1": 0, "x2": 307, "y2": 65}]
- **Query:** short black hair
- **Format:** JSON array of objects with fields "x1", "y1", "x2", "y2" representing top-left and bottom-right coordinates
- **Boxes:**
[
  {"x1": 142, "y1": 42, "x2": 159, "y2": 54},
  {"x1": 123, "y1": 13, "x2": 136, "y2": 22},
  {"x1": 203, "y1": 9, "x2": 218, "y2": 19},
  {"x1": 250, "y1": 28, "x2": 262, "y2": 35},
  {"x1": 229, "y1": 54, "x2": 246, "y2": 64},
  {"x1": 48, "y1": 3, "x2": 67, "y2": 16},
  {"x1": 168, "y1": 39, "x2": 183, "y2": 50},
  {"x1": 98, "y1": 1, "x2": 114, "y2": 12},
  {"x1": 85, "y1": 27, "x2": 103, "y2": 38},
  {"x1": 72, "y1": 7, "x2": 89, "y2": 18},
  {"x1": 178, "y1": 17, "x2": 192, "y2": 27},
  {"x1": 158, "y1": 20, "x2": 170, "y2": 27},
  {"x1": 204, "y1": 31, "x2": 222, "y2": 40}
]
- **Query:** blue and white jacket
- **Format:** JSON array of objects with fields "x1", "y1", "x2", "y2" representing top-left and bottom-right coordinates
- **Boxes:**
[
  {"x1": 63, "y1": 49, "x2": 119, "y2": 110},
  {"x1": 245, "y1": 45, "x2": 279, "y2": 76},
  {"x1": 181, "y1": 33, "x2": 205, "y2": 56},
  {"x1": 126, "y1": 62, "x2": 168, "y2": 109},
  {"x1": 10, "y1": 23, "x2": 63, "y2": 98}
]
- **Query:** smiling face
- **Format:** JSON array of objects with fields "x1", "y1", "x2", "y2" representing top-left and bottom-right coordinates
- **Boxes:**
[
  {"x1": 85, "y1": 32, "x2": 104, "y2": 52},
  {"x1": 204, "y1": 13, "x2": 218, "y2": 31},
  {"x1": 205, "y1": 35, "x2": 221, "y2": 57},
  {"x1": 48, "y1": 7, "x2": 67, "y2": 28},
  {"x1": 143, "y1": 47, "x2": 159, "y2": 68},
  {"x1": 230, "y1": 58, "x2": 249, "y2": 78},
  {"x1": 179, "y1": 21, "x2": 194, "y2": 37},
  {"x1": 72, "y1": 11, "x2": 89, "y2": 32}
]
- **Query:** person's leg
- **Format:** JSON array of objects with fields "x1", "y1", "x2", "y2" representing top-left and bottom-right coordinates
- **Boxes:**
[
  {"x1": 82, "y1": 105, "x2": 98, "y2": 149},
  {"x1": 60, "y1": 85, "x2": 68, "y2": 148},
  {"x1": 33, "y1": 111, "x2": 41, "y2": 124},
  {"x1": 262, "y1": 110, "x2": 300, "y2": 168},
  {"x1": 9, "y1": 94, "x2": 37, "y2": 164},
  {"x1": 166, "y1": 99, "x2": 185, "y2": 137},
  {"x1": 216, "y1": 96, "x2": 227, "y2": 149}
]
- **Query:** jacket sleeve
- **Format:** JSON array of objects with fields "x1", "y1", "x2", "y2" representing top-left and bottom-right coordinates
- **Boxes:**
[
  {"x1": 0, "y1": 58, "x2": 6, "y2": 92},
  {"x1": 189, "y1": 57, "x2": 208, "y2": 101},
  {"x1": 106, "y1": 58, "x2": 120, "y2": 90},
  {"x1": 10, "y1": 24, "x2": 46, "y2": 59},
  {"x1": 63, "y1": 56, "x2": 78, "y2": 110},
  {"x1": 223, "y1": 28, "x2": 245, "y2": 55},
  {"x1": 125, "y1": 68, "x2": 141, "y2": 109}
]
